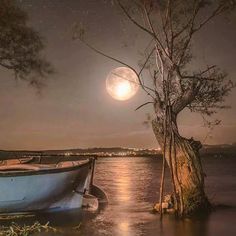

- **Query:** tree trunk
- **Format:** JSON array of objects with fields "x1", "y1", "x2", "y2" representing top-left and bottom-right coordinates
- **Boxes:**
[{"x1": 152, "y1": 113, "x2": 210, "y2": 216}]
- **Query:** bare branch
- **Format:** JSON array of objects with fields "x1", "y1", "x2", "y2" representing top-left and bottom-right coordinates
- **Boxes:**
[
  {"x1": 193, "y1": 3, "x2": 226, "y2": 32},
  {"x1": 117, "y1": 0, "x2": 171, "y2": 61},
  {"x1": 116, "y1": 0, "x2": 156, "y2": 38},
  {"x1": 138, "y1": 47, "x2": 155, "y2": 76},
  {"x1": 135, "y1": 101, "x2": 154, "y2": 111},
  {"x1": 164, "y1": 0, "x2": 171, "y2": 29},
  {"x1": 177, "y1": 2, "x2": 201, "y2": 66},
  {"x1": 198, "y1": 65, "x2": 217, "y2": 76},
  {"x1": 81, "y1": 40, "x2": 135, "y2": 72},
  {"x1": 78, "y1": 38, "x2": 156, "y2": 98}
]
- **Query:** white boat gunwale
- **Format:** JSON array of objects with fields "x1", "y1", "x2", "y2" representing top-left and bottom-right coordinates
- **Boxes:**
[{"x1": 0, "y1": 159, "x2": 92, "y2": 177}]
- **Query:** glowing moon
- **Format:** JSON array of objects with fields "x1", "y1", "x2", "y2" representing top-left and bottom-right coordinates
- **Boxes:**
[{"x1": 106, "y1": 67, "x2": 139, "y2": 101}]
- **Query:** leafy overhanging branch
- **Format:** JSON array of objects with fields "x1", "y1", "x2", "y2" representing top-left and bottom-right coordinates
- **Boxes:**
[{"x1": 0, "y1": 0, "x2": 53, "y2": 88}]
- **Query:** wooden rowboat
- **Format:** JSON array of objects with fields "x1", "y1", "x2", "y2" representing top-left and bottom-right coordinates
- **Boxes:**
[{"x1": 0, "y1": 159, "x2": 92, "y2": 214}]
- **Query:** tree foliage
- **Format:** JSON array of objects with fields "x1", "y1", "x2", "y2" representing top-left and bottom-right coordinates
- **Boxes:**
[
  {"x1": 119, "y1": 0, "x2": 235, "y2": 116},
  {"x1": 0, "y1": 0, "x2": 53, "y2": 88}
]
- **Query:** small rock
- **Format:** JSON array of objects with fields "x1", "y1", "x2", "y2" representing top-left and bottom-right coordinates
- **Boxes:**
[
  {"x1": 166, "y1": 208, "x2": 175, "y2": 213},
  {"x1": 153, "y1": 202, "x2": 169, "y2": 212}
]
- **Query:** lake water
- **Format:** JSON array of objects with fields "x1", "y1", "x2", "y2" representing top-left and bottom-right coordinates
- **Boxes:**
[{"x1": 1, "y1": 156, "x2": 236, "y2": 236}]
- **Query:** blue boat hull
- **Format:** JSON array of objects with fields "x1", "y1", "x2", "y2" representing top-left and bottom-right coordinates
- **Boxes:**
[{"x1": 0, "y1": 160, "x2": 91, "y2": 213}]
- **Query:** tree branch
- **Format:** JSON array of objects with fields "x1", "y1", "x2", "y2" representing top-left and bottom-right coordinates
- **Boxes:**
[
  {"x1": 172, "y1": 80, "x2": 202, "y2": 113},
  {"x1": 177, "y1": 2, "x2": 200, "y2": 66},
  {"x1": 177, "y1": 65, "x2": 218, "y2": 82},
  {"x1": 79, "y1": 39, "x2": 156, "y2": 98},
  {"x1": 117, "y1": 0, "x2": 171, "y2": 61},
  {"x1": 116, "y1": 0, "x2": 156, "y2": 38},
  {"x1": 0, "y1": 61, "x2": 14, "y2": 70},
  {"x1": 135, "y1": 101, "x2": 154, "y2": 111},
  {"x1": 138, "y1": 47, "x2": 155, "y2": 76},
  {"x1": 193, "y1": 3, "x2": 225, "y2": 32}
]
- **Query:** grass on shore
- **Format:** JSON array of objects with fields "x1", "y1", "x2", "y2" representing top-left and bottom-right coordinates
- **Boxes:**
[{"x1": 0, "y1": 221, "x2": 57, "y2": 236}]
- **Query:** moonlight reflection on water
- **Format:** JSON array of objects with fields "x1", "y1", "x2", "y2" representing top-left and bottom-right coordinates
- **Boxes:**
[
  {"x1": 1, "y1": 157, "x2": 235, "y2": 236},
  {"x1": 83, "y1": 157, "x2": 236, "y2": 236}
]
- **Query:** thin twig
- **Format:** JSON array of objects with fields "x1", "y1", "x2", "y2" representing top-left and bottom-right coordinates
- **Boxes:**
[
  {"x1": 138, "y1": 47, "x2": 155, "y2": 76},
  {"x1": 135, "y1": 101, "x2": 154, "y2": 111}
]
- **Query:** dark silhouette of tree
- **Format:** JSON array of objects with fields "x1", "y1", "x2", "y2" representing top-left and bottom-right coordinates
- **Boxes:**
[
  {"x1": 75, "y1": 0, "x2": 235, "y2": 216},
  {"x1": 0, "y1": 0, "x2": 53, "y2": 88}
]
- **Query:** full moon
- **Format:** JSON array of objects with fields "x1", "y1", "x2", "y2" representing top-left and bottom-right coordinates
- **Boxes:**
[{"x1": 106, "y1": 67, "x2": 139, "y2": 101}]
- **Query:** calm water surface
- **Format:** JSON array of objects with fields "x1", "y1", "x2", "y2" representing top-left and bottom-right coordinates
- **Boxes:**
[{"x1": 1, "y1": 157, "x2": 236, "y2": 236}]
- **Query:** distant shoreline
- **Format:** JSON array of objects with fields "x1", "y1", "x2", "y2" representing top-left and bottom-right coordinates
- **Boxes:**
[{"x1": 1, "y1": 144, "x2": 236, "y2": 160}]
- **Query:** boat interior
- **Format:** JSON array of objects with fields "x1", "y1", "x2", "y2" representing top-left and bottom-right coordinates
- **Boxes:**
[{"x1": 0, "y1": 160, "x2": 88, "y2": 172}]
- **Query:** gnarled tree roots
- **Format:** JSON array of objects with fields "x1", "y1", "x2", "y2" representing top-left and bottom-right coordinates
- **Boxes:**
[{"x1": 153, "y1": 193, "x2": 211, "y2": 217}]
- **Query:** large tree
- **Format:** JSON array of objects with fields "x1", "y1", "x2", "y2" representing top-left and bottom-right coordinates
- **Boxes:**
[
  {"x1": 76, "y1": 0, "x2": 235, "y2": 216},
  {"x1": 0, "y1": 0, "x2": 52, "y2": 88}
]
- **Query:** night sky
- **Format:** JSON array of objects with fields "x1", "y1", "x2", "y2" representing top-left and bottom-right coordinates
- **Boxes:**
[{"x1": 0, "y1": 0, "x2": 236, "y2": 150}]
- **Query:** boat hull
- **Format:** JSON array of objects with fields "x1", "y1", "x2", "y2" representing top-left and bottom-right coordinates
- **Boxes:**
[{"x1": 0, "y1": 161, "x2": 91, "y2": 213}]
